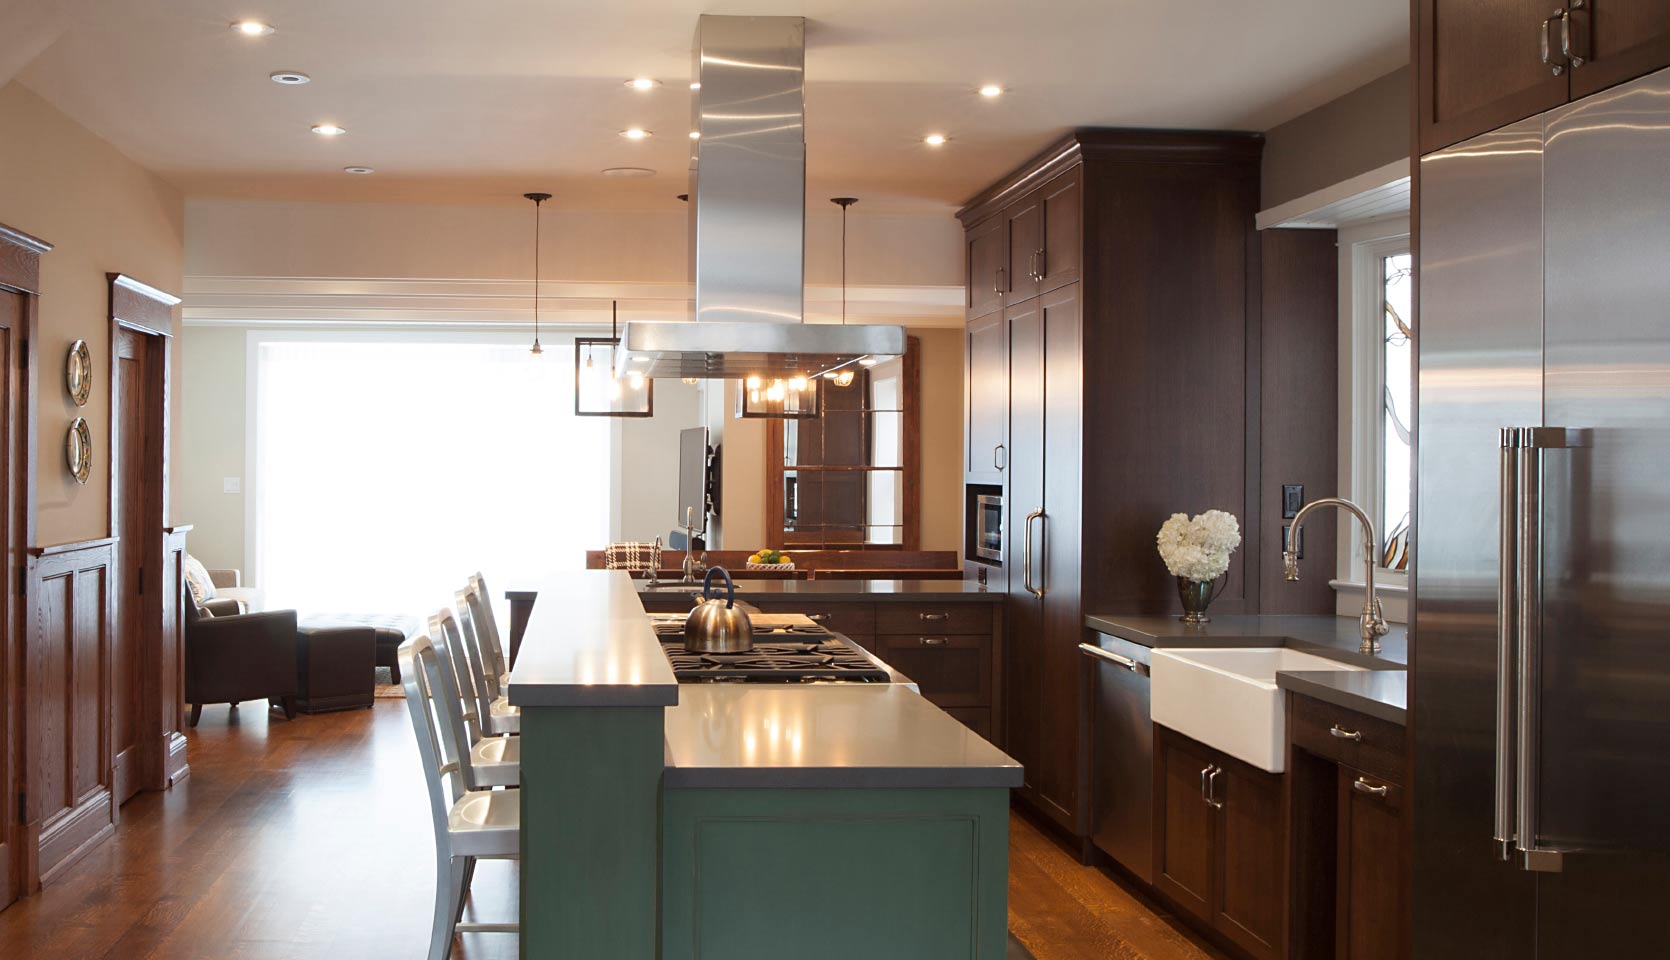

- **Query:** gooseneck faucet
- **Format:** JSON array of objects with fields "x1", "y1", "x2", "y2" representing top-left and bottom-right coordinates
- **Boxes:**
[
  {"x1": 1284, "y1": 497, "x2": 1390, "y2": 654},
  {"x1": 682, "y1": 506, "x2": 706, "y2": 582}
]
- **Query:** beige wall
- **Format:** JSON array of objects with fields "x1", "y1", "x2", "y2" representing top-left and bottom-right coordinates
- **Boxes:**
[
  {"x1": 1261, "y1": 67, "x2": 1410, "y2": 210},
  {"x1": 0, "y1": 81, "x2": 184, "y2": 546},
  {"x1": 175, "y1": 326, "x2": 245, "y2": 568}
]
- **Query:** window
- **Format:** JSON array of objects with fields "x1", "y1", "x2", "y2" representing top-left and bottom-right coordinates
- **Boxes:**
[
  {"x1": 1339, "y1": 221, "x2": 1412, "y2": 599},
  {"x1": 250, "y1": 334, "x2": 609, "y2": 618}
]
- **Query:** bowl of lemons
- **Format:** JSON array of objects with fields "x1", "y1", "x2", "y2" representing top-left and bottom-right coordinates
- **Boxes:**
[{"x1": 745, "y1": 549, "x2": 795, "y2": 571}]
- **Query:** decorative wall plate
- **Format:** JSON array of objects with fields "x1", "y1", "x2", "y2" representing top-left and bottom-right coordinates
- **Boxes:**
[
  {"x1": 66, "y1": 417, "x2": 91, "y2": 484},
  {"x1": 66, "y1": 339, "x2": 92, "y2": 407}
]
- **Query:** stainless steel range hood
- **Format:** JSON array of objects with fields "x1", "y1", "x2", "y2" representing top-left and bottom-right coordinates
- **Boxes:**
[{"x1": 615, "y1": 14, "x2": 905, "y2": 381}]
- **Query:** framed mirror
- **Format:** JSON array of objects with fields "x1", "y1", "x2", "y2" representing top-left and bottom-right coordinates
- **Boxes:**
[{"x1": 765, "y1": 337, "x2": 919, "y2": 549}]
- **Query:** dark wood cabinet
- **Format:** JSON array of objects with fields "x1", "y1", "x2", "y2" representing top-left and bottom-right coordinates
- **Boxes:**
[
  {"x1": 1154, "y1": 726, "x2": 1284, "y2": 959},
  {"x1": 1336, "y1": 768, "x2": 1406, "y2": 960},
  {"x1": 876, "y1": 634, "x2": 991, "y2": 708},
  {"x1": 965, "y1": 215, "x2": 1006, "y2": 318},
  {"x1": 1417, "y1": 0, "x2": 1670, "y2": 153},
  {"x1": 960, "y1": 130, "x2": 1263, "y2": 840},
  {"x1": 964, "y1": 309, "x2": 1007, "y2": 484}
]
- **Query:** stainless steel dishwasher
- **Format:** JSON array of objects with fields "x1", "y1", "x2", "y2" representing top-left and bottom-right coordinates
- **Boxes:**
[{"x1": 1079, "y1": 632, "x2": 1153, "y2": 884}]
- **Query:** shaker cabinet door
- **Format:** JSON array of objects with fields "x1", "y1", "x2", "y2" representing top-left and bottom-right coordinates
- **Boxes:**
[
  {"x1": 1417, "y1": 0, "x2": 1570, "y2": 153},
  {"x1": 966, "y1": 215, "x2": 1006, "y2": 318},
  {"x1": 965, "y1": 309, "x2": 1007, "y2": 484},
  {"x1": 1154, "y1": 729, "x2": 1216, "y2": 923},
  {"x1": 1569, "y1": 0, "x2": 1670, "y2": 98},
  {"x1": 1215, "y1": 760, "x2": 1284, "y2": 960}
]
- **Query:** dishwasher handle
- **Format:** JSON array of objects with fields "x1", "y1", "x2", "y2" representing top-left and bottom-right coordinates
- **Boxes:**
[{"x1": 1079, "y1": 642, "x2": 1150, "y2": 677}]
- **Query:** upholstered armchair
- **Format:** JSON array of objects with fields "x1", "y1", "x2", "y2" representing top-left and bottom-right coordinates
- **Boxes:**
[{"x1": 183, "y1": 601, "x2": 299, "y2": 727}]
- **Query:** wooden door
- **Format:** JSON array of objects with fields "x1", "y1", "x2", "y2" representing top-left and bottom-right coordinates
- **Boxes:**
[
  {"x1": 965, "y1": 216, "x2": 1006, "y2": 318},
  {"x1": 111, "y1": 325, "x2": 158, "y2": 807},
  {"x1": 1417, "y1": 0, "x2": 1571, "y2": 153},
  {"x1": 1154, "y1": 728, "x2": 1216, "y2": 923},
  {"x1": 1003, "y1": 297, "x2": 1044, "y2": 799},
  {"x1": 0, "y1": 292, "x2": 18, "y2": 909},
  {"x1": 1569, "y1": 0, "x2": 1670, "y2": 98},
  {"x1": 964, "y1": 310, "x2": 1007, "y2": 483},
  {"x1": 1034, "y1": 283, "x2": 1082, "y2": 830},
  {"x1": 1039, "y1": 167, "x2": 1081, "y2": 293},
  {"x1": 1004, "y1": 190, "x2": 1041, "y2": 305},
  {"x1": 1215, "y1": 758, "x2": 1285, "y2": 960},
  {"x1": 1336, "y1": 770, "x2": 1405, "y2": 960}
]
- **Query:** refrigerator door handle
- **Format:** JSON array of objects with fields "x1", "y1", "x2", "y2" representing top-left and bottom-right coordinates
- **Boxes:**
[
  {"x1": 1494, "y1": 429, "x2": 1520, "y2": 860},
  {"x1": 1513, "y1": 426, "x2": 1589, "y2": 873}
]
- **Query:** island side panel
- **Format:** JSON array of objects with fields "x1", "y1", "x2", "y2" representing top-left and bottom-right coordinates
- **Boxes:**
[
  {"x1": 520, "y1": 705, "x2": 663, "y2": 959},
  {"x1": 661, "y1": 787, "x2": 1010, "y2": 960}
]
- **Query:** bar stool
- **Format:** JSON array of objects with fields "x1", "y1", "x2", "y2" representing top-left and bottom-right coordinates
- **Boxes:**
[
  {"x1": 427, "y1": 610, "x2": 519, "y2": 789},
  {"x1": 398, "y1": 636, "x2": 519, "y2": 960},
  {"x1": 439, "y1": 603, "x2": 519, "y2": 736},
  {"x1": 466, "y1": 572, "x2": 511, "y2": 680}
]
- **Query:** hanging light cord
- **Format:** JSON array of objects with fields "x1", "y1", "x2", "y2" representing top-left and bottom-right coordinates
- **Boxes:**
[
  {"x1": 525, "y1": 192, "x2": 551, "y2": 355},
  {"x1": 840, "y1": 202, "x2": 848, "y2": 325}
]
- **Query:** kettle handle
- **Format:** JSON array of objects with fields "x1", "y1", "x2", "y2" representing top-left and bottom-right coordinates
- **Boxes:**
[{"x1": 702, "y1": 566, "x2": 735, "y2": 608}]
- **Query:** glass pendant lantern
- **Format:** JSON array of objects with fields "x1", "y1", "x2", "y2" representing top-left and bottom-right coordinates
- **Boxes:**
[{"x1": 575, "y1": 300, "x2": 653, "y2": 417}]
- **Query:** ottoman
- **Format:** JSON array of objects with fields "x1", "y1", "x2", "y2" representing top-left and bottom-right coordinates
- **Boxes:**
[
  {"x1": 298, "y1": 613, "x2": 419, "y2": 684},
  {"x1": 296, "y1": 625, "x2": 376, "y2": 714}
]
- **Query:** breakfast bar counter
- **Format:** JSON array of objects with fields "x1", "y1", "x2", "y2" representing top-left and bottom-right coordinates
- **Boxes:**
[{"x1": 507, "y1": 570, "x2": 1018, "y2": 960}]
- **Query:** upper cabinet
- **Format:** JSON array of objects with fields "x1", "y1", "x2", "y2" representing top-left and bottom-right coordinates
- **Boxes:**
[
  {"x1": 965, "y1": 215, "x2": 1006, "y2": 318},
  {"x1": 1418, "y1": 0, "x2": 1670, "y2": 153}
]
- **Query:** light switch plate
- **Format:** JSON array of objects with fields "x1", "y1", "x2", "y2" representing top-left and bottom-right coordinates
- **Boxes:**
[
  {"x1": 223, "y1": 477, "x2": 241, "y2": 494},
  {"x1": 1281, "y1": 484, "x2": 1304, "y2": 519}
]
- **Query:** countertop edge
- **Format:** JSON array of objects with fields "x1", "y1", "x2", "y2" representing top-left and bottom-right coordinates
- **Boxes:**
[
  {"x1": 663, "y1": 766, "x2": 1025, "y2": 790},
  {"x1": 1277, "y1": 672, "x2": 1407, "y2": 726}
]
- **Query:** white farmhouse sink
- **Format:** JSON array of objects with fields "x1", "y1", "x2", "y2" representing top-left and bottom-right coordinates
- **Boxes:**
[{"x1": 1150, "y1": 647, "x2": 1365, "y2": 773}]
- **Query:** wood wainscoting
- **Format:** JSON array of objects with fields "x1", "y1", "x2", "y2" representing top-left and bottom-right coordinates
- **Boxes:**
[{"x1": 25, "y1": 538, "x2": 117, "y2": 889}]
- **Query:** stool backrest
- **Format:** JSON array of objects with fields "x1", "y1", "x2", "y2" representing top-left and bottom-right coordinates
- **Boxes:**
[
  {"x1": 467, "y1": 572, "x2": 507, "y2": 678},
  {"x1": 435, "y1": 606, "x2": 494, "y2": 743},
  {"x1": 455, "y1": 589, "x2": 501, "y2": 702},
  {"x1": 398, "y1": 636, "x2": 469, "y2": 832},
  {"x1": 428, "y1": 610, "x2": 483, "y2": 744}
]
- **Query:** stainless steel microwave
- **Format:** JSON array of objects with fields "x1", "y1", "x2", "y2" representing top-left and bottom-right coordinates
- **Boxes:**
[{"x1": 974, "y1": 494, "x2": 1003, "y2": 561}]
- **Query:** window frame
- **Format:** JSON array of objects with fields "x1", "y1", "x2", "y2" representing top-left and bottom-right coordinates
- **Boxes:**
[{"x1": 1335, "y1": 218, "x2": 1412, "y2": 612}]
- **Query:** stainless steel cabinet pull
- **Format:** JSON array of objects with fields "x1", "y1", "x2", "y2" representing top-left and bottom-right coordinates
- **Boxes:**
[
  {"x1": 1494, "y1": 429, "x2": 1519, "y2": 859},
  {"x1": 1542, "y1": 12, "x2": 1567, "y2": 75},
  {"x1": 1199, "y1": 764, "x2": 1213, "y2": 803},
  {"x1": 1077, "y1": 642, "x2": 1148, "y2": 675},
  {"x1": 1562, "y1": 0, "x2": 1585, "y2": 67},
  {"x1": 807, "y1": 613, "x2": 830, "y2": 622},
  {"x1": 918, "y1": 612, "x2": 948, "y2": 622},
  {"x1": 993, "y1": 444, "x2": 1006, "y2": 471},
  {"x1": 1022, "y1": 509, "x2": 1045, "y2": 597},
  {"x1": 1329, "y1": 724, "x2": 1363, "y2": 741},
  {"x1": 1206, "y1": 766, "x2": 1224, "y2": 809},
  {"x1": 919, "y1": 637, "x2": 948, "y2": 646},
  {"x1": 1352, "y1": 777, "x2": 1390, "y2": 798},
  {"x1": 1035, "y1": 248, "x2": 1046, "y2": 280},
  {"x1": 994, "y1": 267, "x2": 1005, "y2": 295}
]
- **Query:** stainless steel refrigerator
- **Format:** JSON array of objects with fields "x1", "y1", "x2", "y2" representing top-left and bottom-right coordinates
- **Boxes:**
[{"x1": 1415, "y1": 66, "x2": 1670, "y2": 956}]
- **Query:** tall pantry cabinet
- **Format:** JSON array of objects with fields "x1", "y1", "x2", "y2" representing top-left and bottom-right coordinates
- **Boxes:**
[{"x1": 958, "y1": 130, "x2": 1264, "y2": 836}]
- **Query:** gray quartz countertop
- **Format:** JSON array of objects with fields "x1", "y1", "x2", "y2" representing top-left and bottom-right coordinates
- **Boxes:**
[
  {"x1": 662, "y1": 684, "x2": 1023, "y2": 789},
  {"x1": 506, "y1": 571, "x2": 679, "y2": 708},
  {"x1": 1085, "y1": 613, "x2": 1406, "y2": 723}
]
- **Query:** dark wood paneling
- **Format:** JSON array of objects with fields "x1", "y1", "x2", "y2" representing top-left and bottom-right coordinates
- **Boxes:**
[
  {"x1": 874, "y1": 634, "x2": 991, "y2": 708},
  {"x1": 160, "y1": 527, "x2": 191, "y2": 788},
  {"x1": 751, "y1": 600, "x2": 875, "y2": 638},
  {"x1": 965, "y1": 214, "x2": 1006, "y2": 318},
  {"x1": 1416, "y1": 0, "x2": 1571, "y2": 154},
  {"x1": 1037, "y1": 284, "x2": 1084, "y2": 827},
  {"x1": 1216, "y1": 758, "x2": 1284, "y2": 959},
  {"x1": 1153, "y1": 726, "x2": 1215, "y2": 922},
  {"x1": 1571, "y1": 0, "x2": 1670, "y2": 98},
  {"x1": 1259, "y1": 229, "x2": 1339, "y2": 615},
  {"x1": 1039, "y1": 166, "x2": 1083, "y2": 293},
  {"x1": 1004, "y1": 296, "x2": 1044, "y2": 808},
  {"x1": 1290, "y1": 693, "x2": 1407, "y2": 784},
  {"x1": 106, "y1": 274, "x2": 179, "y2": 338},
  {"x1": 964, "y1": 309, "x2": 1007, "y2": 484},
  {"x1": 0, "y1": 224, "x2": 51, "y2": 296},
  {"x1": 874, "y1": 601, "x2": 990, "y2": 636},
  {"x1": 27, "y1": 538, "x2": 116, "y2": 887},
  {"x1": 1004, "y1": 189, "x2": 1042, "y2": 304}
]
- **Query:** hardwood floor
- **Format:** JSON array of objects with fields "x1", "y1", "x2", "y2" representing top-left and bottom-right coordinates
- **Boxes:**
[{"x1": 0, "y1": 699, "x2": 1218, "y2": 960}]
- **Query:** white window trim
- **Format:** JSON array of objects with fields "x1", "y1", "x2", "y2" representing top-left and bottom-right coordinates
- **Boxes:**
[{"x1": 1335, "y1": 217, "x2": 1411, "y2": 621}]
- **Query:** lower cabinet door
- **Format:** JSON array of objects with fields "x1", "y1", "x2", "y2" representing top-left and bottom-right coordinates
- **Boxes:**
[
  {"x1": 1337, "y1": 768, "x2": 1406, "y2": 960},
  {"x1": 1154, "y1": 729, "x2": 1216, "y2": 922},
  {"x1": 1215, "y1": 759, "x2": 1285, "y2": 960}
]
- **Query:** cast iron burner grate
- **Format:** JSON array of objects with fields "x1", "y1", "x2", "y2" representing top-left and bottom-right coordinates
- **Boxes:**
[{"x1": 659, "y1": 638, "x2": 890, "y2": 683}]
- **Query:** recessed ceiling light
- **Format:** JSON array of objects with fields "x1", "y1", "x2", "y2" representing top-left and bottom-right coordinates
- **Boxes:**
[
  {"x1": 978, "y1": 84, "x2": 1004, "y2": 98},
  {"x1": 311, "y1": 123, "x2": 347, "y2": 136},
  {"x1": 270, "y1": 71, "x2": 311, "y2": 85},
  {"x1": 689, "y1": 81, "x2": 701, "y2": 90},
  {"x1": 620, "y1": 128, "x2": 651, "y2": 140},
  {"x1": 231, "y1": 19, "x2": 274, "y2": 37},
  {"x1": 688, "y1": 130, "x2": 701, "y2": 140},
  {"x1": 343, "y1": 166, "x2": 375, "y2": 175},
  {"x1": 924, "y1": 133, "x2": 949, "y2": 146},
  {"x1": 602, "y1": 167, "x2": 656, "y2": 178},
  {"x1": 626, "y1": 78, "x2": 661, "y2": 91}
]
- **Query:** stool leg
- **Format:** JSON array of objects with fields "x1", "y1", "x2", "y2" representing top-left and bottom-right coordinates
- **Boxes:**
[{"x1": 189, "y1": 703, "x2": 202, "y2": 727}]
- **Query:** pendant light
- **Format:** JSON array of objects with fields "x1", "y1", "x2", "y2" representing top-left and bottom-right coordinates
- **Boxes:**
[
  {"x1": 524, "y1": 192, "x2": 551, "y2": 356},
  {"x1": 576, "y1": 300, "x2": 653, "y2": 417},
  {"x1": 829, "y1": 197, "x2": 859, "y2": 387}
]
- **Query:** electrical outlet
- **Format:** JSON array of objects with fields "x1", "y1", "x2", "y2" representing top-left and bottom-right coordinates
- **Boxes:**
[
  {"x1": 1282, "y1": 523, "x2": 1303, "y2": 559},
  {"x1": 223, "y1": 477, "x2": 242, "y2": 495},
  {"x1": 1282, "y1": 483, "x2": 1304, "y2": 519}
]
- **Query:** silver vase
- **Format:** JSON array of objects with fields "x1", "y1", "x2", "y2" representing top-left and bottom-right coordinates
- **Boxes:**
[{"x1": 1177, "y1": 576, "x2": 1222, "y2": 624}]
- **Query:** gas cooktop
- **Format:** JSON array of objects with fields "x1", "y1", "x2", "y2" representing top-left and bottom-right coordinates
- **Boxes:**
[{"x1": 652, "y1": 620, "x2": 891, "y2": 683}]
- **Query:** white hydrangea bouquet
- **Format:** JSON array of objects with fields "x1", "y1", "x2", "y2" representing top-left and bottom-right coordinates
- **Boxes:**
[{"x1": 1156, "y1": 510, "x2": 1241, "y2": 623}]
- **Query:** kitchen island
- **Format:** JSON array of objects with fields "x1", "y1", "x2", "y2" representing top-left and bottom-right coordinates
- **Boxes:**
[{"x1": 507, "y1": 571, "x2": 1020, "y2": 959}]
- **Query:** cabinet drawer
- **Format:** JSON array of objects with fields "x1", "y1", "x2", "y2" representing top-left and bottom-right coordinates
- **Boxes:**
[
  {"x1": 877, "y1": 634, "x2": 992, "y2": 708},
  {"x1": 1290, "y1": 692, "x2": 1406, "y2": 783},
  {"x1": 752, "y1": 600, "x2": 874, "y2": 638},
  {"x1": 875, "y1": 603, "x2": 992, "y2": 636},
  {"x1": 942, "y1": 707, "x2": 992, "y2": 741}
]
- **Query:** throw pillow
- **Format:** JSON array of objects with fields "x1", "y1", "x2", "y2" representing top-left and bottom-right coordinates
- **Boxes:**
[{"x1": 182, "y1": 554, "x2": 217, "y2": 606}]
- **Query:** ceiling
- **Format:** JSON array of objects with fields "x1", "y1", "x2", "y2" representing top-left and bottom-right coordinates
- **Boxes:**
[{"x1": 12, "y1": 0, "x2": 1407, "y2": 212}]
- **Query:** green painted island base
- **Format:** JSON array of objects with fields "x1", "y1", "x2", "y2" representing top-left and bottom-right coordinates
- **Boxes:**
[{"x1": 661, "y1": 788, "x2": 1011, "y2": 960}]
